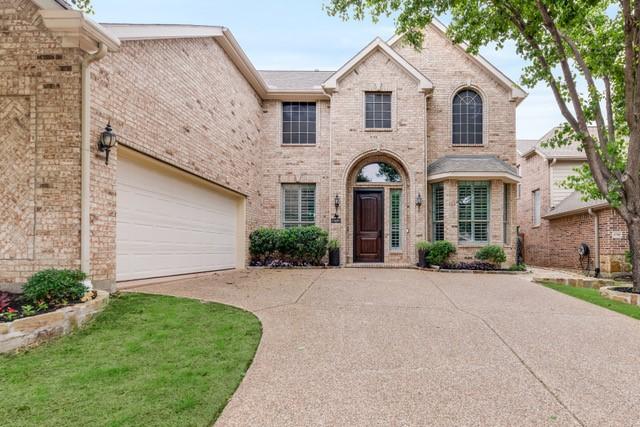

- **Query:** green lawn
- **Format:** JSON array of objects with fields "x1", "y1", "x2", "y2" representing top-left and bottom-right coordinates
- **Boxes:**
[
  {"x1": 0, "y1": 293, "x2": 261, "y2": 427},
  {"x1": 542, "y1": 282, "x2": 640, "y2": 320}
]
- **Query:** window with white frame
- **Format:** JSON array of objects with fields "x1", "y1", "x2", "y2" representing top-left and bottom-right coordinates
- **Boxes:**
[
  {"x1": 282, "y1": 184, "x2": 316, "y2": 227},
  {"x1": 432, "y1": 183, "x2": 445, "y2": 241},
  {"x1": 533, "y1": 189, "x2": 541, "y2": 226},
  {"x1": 390, "y1": 189, "x2": 402, "y2": 250},
  {"x1": 365, "y1": 92, "x2": 391, "y2": 129},
  {"x1": 282, "y1": 102, "x2": 316, "y2": 145},
  {"x1": 458, "y1": 181, "x2": 490, "y2": 243}
]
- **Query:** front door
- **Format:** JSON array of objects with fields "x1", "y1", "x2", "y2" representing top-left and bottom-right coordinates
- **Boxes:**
[{"x1": 354, "y1": 190, "x2": 384, "y2": 263}]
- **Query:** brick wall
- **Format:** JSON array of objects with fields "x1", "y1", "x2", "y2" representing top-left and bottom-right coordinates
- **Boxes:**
[
  {"x1": 0, "y1": 0, "x2": 85, "y2": 285},
  {"x1": 90, "y1": 37, "x2": 264, "y2": 285},
  {"x1": 517, "y1": 152, "x2": 551, "y2": 266}
]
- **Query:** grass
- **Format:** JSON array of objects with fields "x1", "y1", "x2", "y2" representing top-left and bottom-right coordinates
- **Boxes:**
[
  {"x1": 0, "y1": 293, "x2": 262, "y2": 427},
  {"x1": 542, "y1": 282, "x2": 640, "y2": 320}
]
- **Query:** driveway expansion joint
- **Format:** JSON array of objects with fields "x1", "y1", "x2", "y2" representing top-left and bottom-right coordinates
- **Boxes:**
[{"x1": 429, "y1": 277, "x2": 586, "y2": 427}]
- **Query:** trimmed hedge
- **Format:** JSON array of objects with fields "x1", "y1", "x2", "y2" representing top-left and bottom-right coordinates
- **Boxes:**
[
  {"x1": 475, "y1": 245, "x2": 507, "y2": 265},
  {"x1": 250, "y1": 226, "x2": 329, "y2": 266},
  {"x1": 23, "y1": 269, "x2": 88, "y2": 306},
  {"x1": 426, "y1": 241, "x2": 456, "y2": 266}
]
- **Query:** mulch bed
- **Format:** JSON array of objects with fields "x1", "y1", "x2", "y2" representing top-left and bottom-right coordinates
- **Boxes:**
[{"x1": 0, "y1": 291, "x2": 97, "y2": 323}]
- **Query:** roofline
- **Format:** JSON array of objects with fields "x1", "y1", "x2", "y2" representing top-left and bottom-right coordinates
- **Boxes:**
[
  {"x1": 427, "y1": 171, "x2": 520, "y2": 183},
  {"x1": 388, "y1": 18, "x2": 527, "y2": 104},
  {"x1": 322, "y1": 37, "x2": 434, "y2": 93},
  {"x1": 32, "y1": 0, "x2": 71, "y2": 10},
  {"x1": 38, "y1": 10, "x2": 121, "y2": 52},
  {"x1": 543, "y1": 202, "x2": 609, "y2": 220}
]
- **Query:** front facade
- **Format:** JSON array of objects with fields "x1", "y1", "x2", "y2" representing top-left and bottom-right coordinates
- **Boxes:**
[
  {"x1": 517, "y1": 128, "x2": 630, "y2": 276},
  {"x1": 1, "y1": 0, "x2": 525, "y2": 291}
]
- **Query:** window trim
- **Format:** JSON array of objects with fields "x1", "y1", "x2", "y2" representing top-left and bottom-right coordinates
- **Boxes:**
[
  {"x1": 390, "y1": 189, "x2": 402, "y2": 251},
  {"x1": 281, "y1": 102, "x2": 317, "y2": 146},
  {"x1": 449, "y1": 85, "x2": 487, "y2": 147},
  {"x1": 532, "y1": 188, "x2": 541, "y2": 227},
  {"x1": 503, "y1": 183, "x2": 510, "y2": 245},
  {"x1": 431, "y1": 183, "x2": 445, "y2": 242},
  {"x1": 281, "y1": 184, "x2": 316, "y2": 228},
  {"x1": 364, "y1": 91, "x2": 393, "y2": 131},
  {"x1": 458, "y1": 181, "x2": 491, "y2": 244}
]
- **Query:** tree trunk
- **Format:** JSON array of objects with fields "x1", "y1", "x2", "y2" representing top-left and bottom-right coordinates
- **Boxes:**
[{"x1": 629, "y1": 217, "x2": 640, "y2": 293}]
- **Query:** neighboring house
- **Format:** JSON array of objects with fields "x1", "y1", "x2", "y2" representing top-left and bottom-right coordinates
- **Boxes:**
[
  {"x1": 517, "y1": 127, "x2": 630, "y2": 276},
  {"x1": 1, "y1": 0, "x2": 526, "y2": 291}
]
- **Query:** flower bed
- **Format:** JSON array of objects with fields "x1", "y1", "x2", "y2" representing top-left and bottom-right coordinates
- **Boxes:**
[
  {"x1": 0, "y1": 290, "x2": 109, "y2": 354},
  {"x1": 434, "y1": 262, "x2": 529, "y2": 274}
]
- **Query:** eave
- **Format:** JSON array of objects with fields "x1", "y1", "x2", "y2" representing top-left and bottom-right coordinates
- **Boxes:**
[{"x1": 39, "y1": 10, "x2": 121, "y2": 52}]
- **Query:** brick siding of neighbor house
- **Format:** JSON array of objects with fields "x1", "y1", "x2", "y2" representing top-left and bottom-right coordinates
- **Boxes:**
[
  {"x1": 517, "y1": 151, "x2": 551, "y2": 266},
  {"x1": 90, "y1": 37, "x2": 264, "y2": 288},
  {"x1": 517, "y1": 151, "x2": 629, "y2": 275},
  {"x1": 0, "y1": 0, "x2": 85, "y2": 287}
]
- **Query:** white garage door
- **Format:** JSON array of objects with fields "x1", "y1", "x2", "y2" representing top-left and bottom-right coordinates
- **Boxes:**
[{"x1": 116, "y1": 149, "x2": 243, "y2": 281}]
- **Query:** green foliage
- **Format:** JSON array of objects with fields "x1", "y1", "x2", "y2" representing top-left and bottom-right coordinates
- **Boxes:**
[
  {"x1": 328, "y1": 239, "x2": 340, "y2": 250},
  {"x1": 249, "y1": 226, "x2": 329, "y2": 265},
  {"x1": 70, "y1": 0, "x2": 94, "y2": 14},
  {"x1": 426, "y1": 241, "x2": 456, "y2": 266},
  {"x1": 475, "y1": 245, "x2": 507, "y2": 265},
  {"x1": 508, "y1": 263, "x2": 528, "y2": 272},
  {"x1": 23, "y1": 269, "x2": 87, "y2": 306},
  {"x1": 21, "y1": 305, "x2": 36, "y2": 317},
  {"x1": 627, "y1": 250, "x2": 633, "y2": 270},
  {"x1": 416, "y1": 240, "x2": 432, "y2": 251}
]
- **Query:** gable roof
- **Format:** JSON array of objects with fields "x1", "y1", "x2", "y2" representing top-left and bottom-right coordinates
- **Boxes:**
[
  {"x1": 427, "y1": 155, "x2": 519, "y2": 182},
  {"x1": 260, "y1": 70, "x2": 335, "y2": 91},
  {"x1": 518, "y1": 126, "x2": 596, "y2": 160},
  {"x1": 322, "y1": 37, "x2": 434, "y2": 93},
  {"x1": 543, "y1": 191, "x2": 608, "y2": 219},
  {"x1": 388, "y1": 18, "x2": 527, "y2": 104}
]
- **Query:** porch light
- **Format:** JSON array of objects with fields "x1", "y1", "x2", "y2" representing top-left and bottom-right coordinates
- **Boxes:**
[
  {"x1": 98, "y1": 121, "x2": 117, "y2": 165},
  {"x1": 334, "y1": 194, "x2": 341, "y2": 219},
  {"x1": 416, "y1": 193, "x2": 423, "y2": 208}
]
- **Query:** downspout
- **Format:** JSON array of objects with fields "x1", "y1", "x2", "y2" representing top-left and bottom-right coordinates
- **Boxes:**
[
  {"x1": 81, "y1": 43, "x2": 108, "y2": 289},
  {"x1": 588, "y1": 208, "x2": 600, "y2": 277}
]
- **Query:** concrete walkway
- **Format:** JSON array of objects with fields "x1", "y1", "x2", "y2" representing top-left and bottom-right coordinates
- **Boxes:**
[{"x1": 130, "y1": 269, "x2": 640, "y2": 426}]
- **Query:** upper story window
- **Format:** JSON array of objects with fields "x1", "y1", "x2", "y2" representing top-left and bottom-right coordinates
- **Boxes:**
[
  {"x1": 365, "y1": 92, "x2": 391, "y2": 129},
  {"x1": 452, "y1": 89, "x2": 483, "y2": 145},
  {"x1": 283, "y1": 102, "x2": 316, "y2": 145}
]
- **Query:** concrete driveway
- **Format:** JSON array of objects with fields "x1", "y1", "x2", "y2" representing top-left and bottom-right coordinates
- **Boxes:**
[{"x1": 131, "y1": 268, "x2": 640, "y2": 426}]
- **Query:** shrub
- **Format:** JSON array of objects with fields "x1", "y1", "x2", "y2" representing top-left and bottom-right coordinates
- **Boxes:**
[
  {"x1": 427, "y1": 241, "x2": 456, "y2": 266},
  {"x1": 249, "y1": 228, "x2": 280, "y2": 262},
  {"x1": 475, "y1": 245, "x2": 507, "y2": 265},
  {"x1": 508, "y1": 263, "x2": 527, "y2": 272},
  {"x1": 23, "y1": 269, "x2": 87, "y2": 306},
  {"x1": 416, "y1": 241, "x2": 432, "y2": 251},
  {"x1": 249, "y1": 226, "x2": 329, "y2": 265},
  {"x1": 328, "y1": 239, "x2": 340, "y2": 251},
  {"x1": 626, "y1": 250, "x2": 633, "y2": 270}
]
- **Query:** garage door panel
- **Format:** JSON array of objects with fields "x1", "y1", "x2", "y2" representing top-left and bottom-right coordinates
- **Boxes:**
[{"x1": 116, "y1": 152, "x2": 240, "y2": 281}]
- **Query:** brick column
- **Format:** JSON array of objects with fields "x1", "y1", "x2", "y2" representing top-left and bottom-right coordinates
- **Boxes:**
[{"x1": 444, "y1": 180, "x2": 458, "y2": 243}]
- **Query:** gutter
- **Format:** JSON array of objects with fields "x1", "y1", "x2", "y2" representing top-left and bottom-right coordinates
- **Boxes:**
[
  {"x1": 80, "y1": 43, "x2": 108, "y2": 289},
  {"x1": 588, "y1": 208, "x2": 601, "y2": 277}
]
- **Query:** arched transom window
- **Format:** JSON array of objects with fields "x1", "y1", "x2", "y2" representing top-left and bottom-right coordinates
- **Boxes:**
[
  {"x1": 356, "y1": 162, "x2": 402, "y2": 183},
  {"x1": 452, "y1": 89, "x2": 483, "y2": 145}
]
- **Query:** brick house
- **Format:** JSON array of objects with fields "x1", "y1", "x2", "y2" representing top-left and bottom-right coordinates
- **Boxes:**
[
  {"x1": 1, "y1": 0, "x2": 526, "y2": 291},
  {"x1": 517, "y1": 127, "x2": 630, "y2": 276}
]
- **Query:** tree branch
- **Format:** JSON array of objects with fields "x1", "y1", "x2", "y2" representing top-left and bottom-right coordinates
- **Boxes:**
[{"x1": 603, "y1": 76, "x2": 615, "y2": 142}]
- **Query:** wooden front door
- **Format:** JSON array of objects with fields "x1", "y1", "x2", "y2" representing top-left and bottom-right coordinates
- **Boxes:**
[{"x1": 354, "y1": 190, "x2": 384, "y2": 263}]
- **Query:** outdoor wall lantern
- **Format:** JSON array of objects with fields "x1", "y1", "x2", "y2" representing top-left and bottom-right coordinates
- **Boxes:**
[
  {"x1": 416, "y1": 193, "x2": 423, "y2": 209},
  {"x1": 334, "y1": 194, "x2": 341, "y2": 218},
  {"x1": 98, "y1": 121, "x2": 117, "y2": 165}
]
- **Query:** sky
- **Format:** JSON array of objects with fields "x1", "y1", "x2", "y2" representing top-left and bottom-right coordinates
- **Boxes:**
[{"x1": 91, "y1": 0, "x2": 566, "y2": 140}]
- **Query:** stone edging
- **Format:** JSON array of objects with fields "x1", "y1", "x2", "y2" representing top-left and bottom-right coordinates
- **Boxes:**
[
  {"x1": 436, "y1": 269, "x2": 530, "y2": 275},
  {"x1": 600, "y1": 286, "x2": 640, "y2": 306},
  {"x1": 533, "y1": 277, "x2": 615, "y2": 289},
  {"x1": 0, "y1": 290, "x2": 110, "y2": 354}
]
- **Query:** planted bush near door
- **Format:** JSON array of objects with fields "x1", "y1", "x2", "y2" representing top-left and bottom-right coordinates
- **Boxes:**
[
  {"x1": 426, "y1": 241, "x2": 456, "y2": 266},
  {"x1": 416, "y1": 241, "x2": 431, "y2": 268},
  {"x1": 249, "y1": 226, "x2": 329, "y2": 266},
  {"x1": 475, "y1": 245, "x2": 507, "y2": 266}
]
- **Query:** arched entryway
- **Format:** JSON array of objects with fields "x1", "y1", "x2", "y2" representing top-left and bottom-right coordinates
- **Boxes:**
[{"x1": 345, "y1": 152, "x2": 412, "y2": 264}]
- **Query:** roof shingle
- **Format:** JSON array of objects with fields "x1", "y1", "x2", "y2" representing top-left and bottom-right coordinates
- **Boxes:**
[{"x1": 259, "y1": 70, "x2": 334, "y2": 90}]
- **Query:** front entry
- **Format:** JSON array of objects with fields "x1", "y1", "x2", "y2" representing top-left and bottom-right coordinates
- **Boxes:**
[{"x1": 354, "y1": 190, "x2": 384, "y2": 263}]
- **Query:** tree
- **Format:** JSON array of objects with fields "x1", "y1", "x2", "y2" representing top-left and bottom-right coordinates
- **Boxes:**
[
  {"x1": 70, "y1": 0, "x2": 93, "y2": 14},
  {"x1": 326, "y1": 0, "x2": 640, "y2": 292}
]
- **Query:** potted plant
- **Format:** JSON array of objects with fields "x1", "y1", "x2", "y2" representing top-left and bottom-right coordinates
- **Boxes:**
[
  {"x1": 328, "y1": 239, "x2": 340, "y2": 267},
  {"x1": 416, "y1": 241, "x2": 431, "y2": 268}
]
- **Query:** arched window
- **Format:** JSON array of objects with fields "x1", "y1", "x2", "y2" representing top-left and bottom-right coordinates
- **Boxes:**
[
  {"x1": 452, "y1": 89, "x2": 483, "y2": 145},
  {"x1": 356, "y1": 162, "x2": 401, "y2": 183}
]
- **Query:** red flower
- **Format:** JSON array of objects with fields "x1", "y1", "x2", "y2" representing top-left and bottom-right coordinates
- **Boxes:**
[{"x1": 7, "y1": 307, "x2": 16, "y2": 313}]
